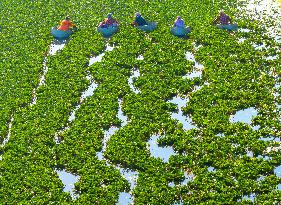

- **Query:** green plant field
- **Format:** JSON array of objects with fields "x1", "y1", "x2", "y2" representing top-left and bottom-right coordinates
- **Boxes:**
[{"x1": 0, "y1": 0, "x2": 280, "y2": 204}]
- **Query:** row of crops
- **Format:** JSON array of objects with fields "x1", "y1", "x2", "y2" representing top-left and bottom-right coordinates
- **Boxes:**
[{"x1": 0, "y1": 0, "x2": 280, "y2": 204}]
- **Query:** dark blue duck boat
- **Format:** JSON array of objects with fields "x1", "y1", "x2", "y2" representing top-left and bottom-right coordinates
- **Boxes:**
[
  {"x1": 137, "y1": 22, "x2": 157, "y2": 32},
  {"x1": 97, "y1": 25, "x2": 119, "y2": 37},
  {"x1": 51, "y1": 27, "x2": 74, "y2": 40},
  {"x1": 171, "y1": 26, "x2": 191, "y2": 37},
  {"x1": 217, "y1": 24, "x2": 238, "y2": 31}
]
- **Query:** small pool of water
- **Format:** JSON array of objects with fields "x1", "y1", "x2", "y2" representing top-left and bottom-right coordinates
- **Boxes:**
[
  {"x1": 274, "y1": 165, "x2": 281, "y2": 178},
  {"x1": 128, "y1": 69, "x2": 140, "y2": 94},
  {"x1": 259, "y1": 135, "x2": 279, "y2": 141},
  {"x1": 183, "y1": 69, "x2": 202, "y2": 79},
  {"x1": 246, "y1": 149, "x2": 254, "y2": 158},
  {"x1": 257, "y1": 175, "x2": 265, "y2": 182},
  {"x1": 207, "y1": 166, "x2": 216, "y2": 172},
  {"x1": 68, "y1": 106, "x2": 80, "y2": 122},
  {"x1": 49, "y1": 41, "x2": 66, "y2": 56},
  {"x1": 117, "y1": 99, "x2": 128, "y2": 127},
  {"x1": 185, "y1": 51, "x2": 204, "y2": 70},
  {"x1": 181, "y1": 171, "x2": 194, "y2": 185},
  {"x1": 168, "y1": 96, "x2": 196, "y2": 130},
  {"x1": 56, "y1": 169, "x2": 80, "y2": 199},
  {"x1": 89, "y1": 44, "x2": 115, "y2": 66},
  {"x1": 238, "y1": 37, "x2": 247, "y2": 43},
  {"x1": 1, "y1": 116, "x2": 14, "y2": 147},
  {"x1": 192, "y1": 42, "x2": 203, "y2": 50},
  {"x1": 136, "y1": 55, "x2": 144, "y2": 60},
  {"x1": 257, "y1": 155, "x2": 272, "y2": 160},
  {"x1": 81, "y1": 81, "x2": 98, "y2": 101},
  {"x1": 216, "y1": 133, "x2": 225, "y2": 138},
  {"x1": 168, "y1": 170, "x2": 194, "y2": 187},
  {"x1": 238, "y1": 28, "x2": 251, "y2": 33},
  {"x1": 97, "y1": 99, "x2": 128, "y2": 160},
  {"x1": 89, "y1": 53, "x2": 105, "y2": 65},
  {"x1": 275, "y1": 35, "x2": 281, "y2": 43},
  {"x1": 68, "y1": 78, "x2": 98, "y2": 122},
  {"x1": 118, "y1": 168, "x2": 139, "y2": 189},
  {"x1": 253, "y1": 43, "x2": 268, "y2": 50},
  {"x1": 241, "y1": 193, "x2": 256, "y2": 202},
  {"x1": 147, "y1": 135, "x2": 176, "y2": 163},
  {"x1": 116, "y1": 192, "x2": 133, "y2": 205},
  {"x1": 275, "y1": 82, "x2": 280, "y2": 91},
  {"x1": 264, "y1": 55, "x2": 279, "y2": 60},
  {"x1": 252, "y1": 125, "x2": 260, "y2": 131},
  {"x1": 54, "y1": 126, "x2": 70, "y2": 144},
  {"x1": 229, "y1": 107, "x2": 258, "y2": 125}
]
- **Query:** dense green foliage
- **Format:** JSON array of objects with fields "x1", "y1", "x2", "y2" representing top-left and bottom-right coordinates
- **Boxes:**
[{"x1": 0, "y1": 0, "x2": 280, "y2": 204}]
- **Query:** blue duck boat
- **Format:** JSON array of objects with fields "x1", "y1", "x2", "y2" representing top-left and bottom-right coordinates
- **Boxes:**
[
  {"x1": 51, "y1": 27, "x2": 73, "y2": 40},
  {"x1": 171, "y1": 26, "x2": 191, "y2": 37},
  {"x1": 97, "y1": 26, "x2": 119, "y2": 37},
  {"x1": 138, "y1": 22, "x2": 157, "y2": 32},
  {"x1": 217, "y1": 24, "x2": 238, "y2": 31}
]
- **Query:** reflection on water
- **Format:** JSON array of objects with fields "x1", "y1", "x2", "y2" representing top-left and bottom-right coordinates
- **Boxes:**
[
  {"x1": 246, "y1": 149, "x2": 254, "y2": 157},
  {"x1": 259, "y1": 135, "x2": 279, "y2": 141},
  {"x1": 230, "y1": 107, "x2": 258, "y2": 125},
  {"x1": 184, "y1": 51, "x2": 204, "y2": 80},
  {"x1": 49, "y1": 42, "x2": 66, "y2": 56},
  {"x1": 168, "y1": 96, "x2": 197, "y2": 130},
  {"x1": 81, "y1": 80, "x2": 98, "y2": 101},
  {"x1": 128, "y1": 69, "x2": 141, "y2": 94},
  {"x1": 207, "y1": 166, "x2": 216, "y2": 172},
  {"x1": 257, "y1": 175, "x2": 265, "y2": 182},
  {"x1": 238, "y1": 28, "x2": 251, "y2": 33},
  {"x1": 97, "y1": 99, "x2": 128, "y2": 161},
  {"x1": 136, "y1": 55, "x2": 144, "y2": 60},
  {"x1": 89, "y1": 43, "x2": 115, "y2": 66},
  {"x1": 117, "y1": 192, "x2": 133, "y2": 205},
  {"x1": 1, "y1": 116, "x2": 14, "y2": 147},
  {"x1": 185, "y1": 51, "x2": 204, "y2": 70},
  {"x1": 241, "y1": 193, "x2": 256, "y2": 202},
  {"x1": 274, "y1": 165, "x2": 281, "y2": 178},
  {"x1": 192, "y1": 42, "x2": 203, "y2": 50},
  {"x1": 257, "y1": 155, "x2": 272, "y2": 160},
  {"x1": 181, "y1": 171, "x2": 194, "y2": 185},
  {"x1": 147, "y1": 135, "x2": 176, "y2": 163},
  {"x1": 56, "y1": 169, "x2": 80, "y2": 200},
  {"x1": 31, "y1": 41, "x2": 67, "y2": 106},
  {"x1": 238, "y1": 37, "x2": 247, "y2": 43},
  {"x1": 118, "y1": 168, "x2": 139, "y2": 189},
  {"x1": 69, "y1": 79, "x2": 98, "y2": 122}
]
